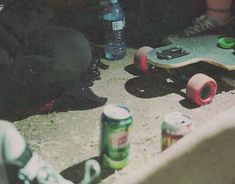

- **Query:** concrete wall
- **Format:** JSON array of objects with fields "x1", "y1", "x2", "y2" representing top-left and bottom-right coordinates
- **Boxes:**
[{"x1": 115, "y1": 106, "x2": 235, "y2": 184}]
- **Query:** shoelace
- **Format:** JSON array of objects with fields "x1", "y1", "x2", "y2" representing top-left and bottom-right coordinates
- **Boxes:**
[{"x1": 184, "y1": 15, "x2": 218, "y2": 36}]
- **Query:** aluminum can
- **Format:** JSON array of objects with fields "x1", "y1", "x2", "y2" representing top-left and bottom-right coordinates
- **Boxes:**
[
  {"x1": 100, "y1": 104, "x2": 132, "y2": 169},
  {"x1": 161, "y1": 112, "x2": 194, "y2": 151}
]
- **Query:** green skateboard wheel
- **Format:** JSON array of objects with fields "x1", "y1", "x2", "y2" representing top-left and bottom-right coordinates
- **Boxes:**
[{"x1": 218, "y1": 37, "x2": 235, "y2": 49}]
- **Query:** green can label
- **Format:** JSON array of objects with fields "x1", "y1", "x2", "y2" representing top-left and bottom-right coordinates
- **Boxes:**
[
  {"x1": 109, "y1": 129, "x2": 129, "y2": 148},
  {"x1": 100, "y1": 104, "x2": 132, "y2": 169}
]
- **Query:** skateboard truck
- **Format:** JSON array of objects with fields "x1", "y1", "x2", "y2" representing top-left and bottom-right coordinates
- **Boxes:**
[{"x1": 156, "y1": 47, "x2": 190, "y2": 60}]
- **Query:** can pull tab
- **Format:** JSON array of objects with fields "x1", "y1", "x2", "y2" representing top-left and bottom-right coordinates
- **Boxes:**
[{"x1": 79, "y1": 159, "x2": 101, "y2": 184}]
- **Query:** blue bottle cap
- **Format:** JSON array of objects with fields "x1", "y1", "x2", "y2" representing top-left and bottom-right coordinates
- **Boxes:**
[{"x1": 109, "y1": 0, "x2": 118, "y2": 4}]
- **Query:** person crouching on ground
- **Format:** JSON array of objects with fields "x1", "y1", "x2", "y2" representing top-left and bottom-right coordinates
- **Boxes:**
[{"x1": 0, "y1": 0, "x2": 107, "y2": 119}]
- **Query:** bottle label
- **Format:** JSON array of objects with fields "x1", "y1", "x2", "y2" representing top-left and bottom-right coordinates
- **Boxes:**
[
  {"x1": 112, "y1": 20, "x2": 124, "y2": 31},
  {"x1": 123, "y1": 18, "x2": 125, "y2": 28}
]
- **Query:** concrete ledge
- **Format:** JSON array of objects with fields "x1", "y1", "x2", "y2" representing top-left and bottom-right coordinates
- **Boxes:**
[{"x1": 115, "y1": 106, "x2": 235, "y2": 184}]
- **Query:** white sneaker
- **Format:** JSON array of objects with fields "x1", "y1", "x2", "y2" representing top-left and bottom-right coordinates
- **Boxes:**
[{"x1": 18, "y1": 153, "x2": 73, "y2": 184}]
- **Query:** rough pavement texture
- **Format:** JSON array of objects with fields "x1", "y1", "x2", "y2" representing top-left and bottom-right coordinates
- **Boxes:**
[{"x1": 15, "y1": 48, "x2": 235, "y2": 183}]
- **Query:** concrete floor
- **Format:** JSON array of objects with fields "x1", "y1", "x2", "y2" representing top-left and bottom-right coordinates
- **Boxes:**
[{"x1": 15, "y1": 48, "x2": 235, "y2": 183}]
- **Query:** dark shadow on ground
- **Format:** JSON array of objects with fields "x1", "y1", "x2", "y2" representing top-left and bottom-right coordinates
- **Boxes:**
[
  {"x1": 179, "y1": 99, "x2": 199, "y2": 109},
  {"x1": 125, "y1": 68, "x2": 185, "y2": 98},
  {"x1": 4, "y1": 97, "x2": 107, "y2": 122},
  {"x1": 61, "y1": 156, "x2": 115, "y2": 184},
  {"x1": 124, "y1": 64, "x2": 143, "y2": 76},
  {"x1": 125, "y1": 64, "x2": 235, "y2": 109},
  {"x1": 6, "y1": 156, "x2": 114, "y2": 184}
]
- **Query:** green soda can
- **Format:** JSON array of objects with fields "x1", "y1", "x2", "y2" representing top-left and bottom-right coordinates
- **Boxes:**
[{"x1": 100, "y1": 104, "x2": 133, "y2": 169}]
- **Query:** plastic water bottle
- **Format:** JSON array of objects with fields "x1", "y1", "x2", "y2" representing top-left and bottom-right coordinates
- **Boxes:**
[{"x1": 103, "y1": 0, "x2": 126, "y2": 60}]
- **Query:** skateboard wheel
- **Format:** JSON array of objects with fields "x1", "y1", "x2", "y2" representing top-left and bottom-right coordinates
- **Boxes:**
[
  {"x1": 186, "y1": 73, "x2": 217, "y2": 106},
  {"x1": 134, "y1": 46, "x2": 154, "y2": 73},
  {"x1": 218, "y1": 37, "x2": 235, "y2": 49}
]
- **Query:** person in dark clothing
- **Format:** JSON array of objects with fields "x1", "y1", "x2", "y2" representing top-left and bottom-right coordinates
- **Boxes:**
[
  {"x1": 0, "y1": 0, "x2": 107, "y2": 118},
  {"x1": 183, "y1": 0, "x2": 234, "y2": 36}
]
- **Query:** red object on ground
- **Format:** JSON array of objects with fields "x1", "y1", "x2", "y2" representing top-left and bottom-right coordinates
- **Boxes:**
[
  {"x1": 13, "y1": 99, "x2": 56, "y2": 117},
  {"x1": 186, "y1": 73, "x2": 217, "y2": 106},
  {"x1": 38, "y1": 99, "x2": 56, "y2": 113},
  {"x1": 134, "y1": 46, "x2": 153, "y2": 73}
]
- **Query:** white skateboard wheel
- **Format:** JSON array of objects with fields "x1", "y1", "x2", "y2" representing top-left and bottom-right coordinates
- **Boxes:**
[
  {"x1": 186, "y1": 73, "x2": 217, "y2": 106},
  {"x1": 134, "y1": 46, "x2": 153, "y2": 73}
]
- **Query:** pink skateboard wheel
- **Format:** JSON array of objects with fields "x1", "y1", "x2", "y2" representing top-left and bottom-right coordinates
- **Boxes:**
[
  {"x1": 134, "y1": 46, "x2": 153, "y2": 73},
  {"x1": 186, "y1": 73, "x2": 217, "y2": 106}
]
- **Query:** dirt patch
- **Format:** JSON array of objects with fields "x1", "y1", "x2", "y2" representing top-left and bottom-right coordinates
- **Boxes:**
[{"x1": 15, "y1": 48, "x2": 235, "y2": 183}]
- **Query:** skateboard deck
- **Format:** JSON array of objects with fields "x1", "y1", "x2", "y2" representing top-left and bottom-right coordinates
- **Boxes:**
[{"x1": 147, "y1": 35, "x2": 235, "y2": 71}]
